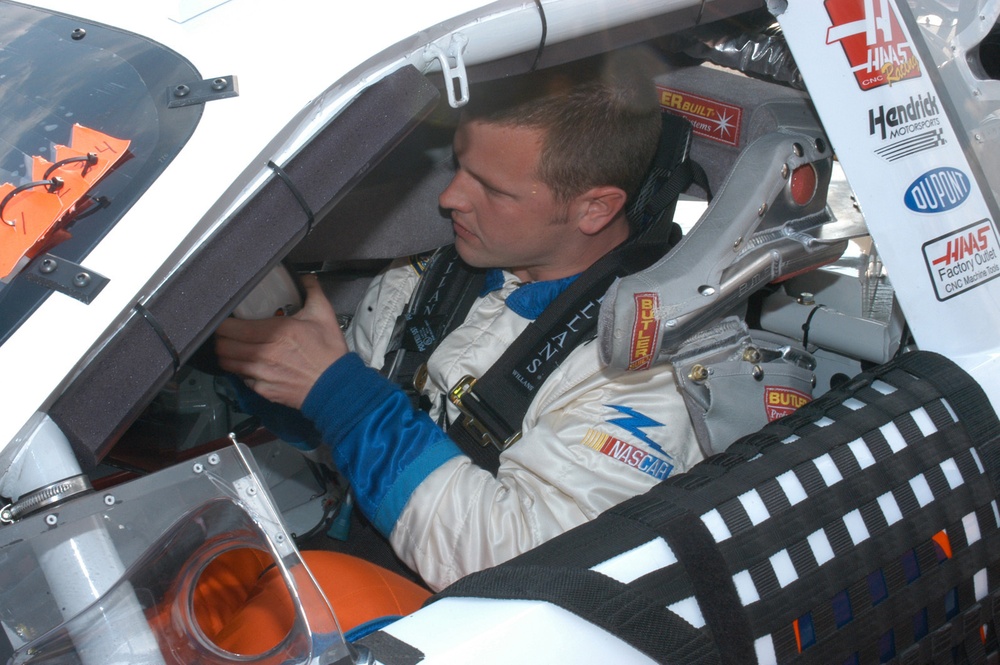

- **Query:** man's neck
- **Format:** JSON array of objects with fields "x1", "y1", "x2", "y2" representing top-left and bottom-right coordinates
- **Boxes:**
[{"x1": 510, "y1": 220, "x2": 630, "y2": 283}]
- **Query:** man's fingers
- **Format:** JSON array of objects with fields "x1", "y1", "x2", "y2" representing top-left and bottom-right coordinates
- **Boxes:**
[
  {"x1": 216, "y1": 315, "x2": 287, "y2": 344},
  {"x1": 298, "y1": 274, "x2": 339, "y2": 321}
]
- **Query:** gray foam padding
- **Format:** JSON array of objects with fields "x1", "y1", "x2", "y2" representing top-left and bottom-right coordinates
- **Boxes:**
[{"x1": 50, "y1": 65, "x2": 440, "y2": 469}]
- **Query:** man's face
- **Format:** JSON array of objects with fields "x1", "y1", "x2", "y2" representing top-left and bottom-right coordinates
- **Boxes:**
[{"x1": 439, "y1": 119, "x2": 574, "y2": 283}]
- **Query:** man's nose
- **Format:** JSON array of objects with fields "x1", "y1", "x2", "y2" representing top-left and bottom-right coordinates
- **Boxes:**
[{"x1": 439, "y1": 171, "x2": 470, "y2": 212}]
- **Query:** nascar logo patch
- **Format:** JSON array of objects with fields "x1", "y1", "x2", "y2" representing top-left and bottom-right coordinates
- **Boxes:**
[{"x1": 582, "y1": 429, "x2": 674, "y2": 481}]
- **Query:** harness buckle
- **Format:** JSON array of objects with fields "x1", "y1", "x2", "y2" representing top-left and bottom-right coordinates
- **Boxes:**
[{"x1": 448, "y1": 375, "x2": 522, "y2": 452}]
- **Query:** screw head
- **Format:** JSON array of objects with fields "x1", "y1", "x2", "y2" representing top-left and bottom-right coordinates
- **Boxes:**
[
  {"x1": 211, "y1": 78, "x2": 228, "y2": 91},
  {"x1": 71, "y1": 28, "x2": 86, "y2": 40},
  {"x1": 689, "y1": 364, "x2": 709, "y2": 382},
  {"x1": 39, "y1": 258, "x2": 58, "y2": 274},
  {"x1": 73, "y1": 272, "x2": 91, "y2": 288},
  {"x1": 173, "y1": 84, "x2": 190, "y2": 98}
]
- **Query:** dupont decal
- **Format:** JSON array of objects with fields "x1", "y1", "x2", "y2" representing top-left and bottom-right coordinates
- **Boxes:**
[
  {"x1": 869, "y1": 92, "x2": 944, "y2": 161},
  {"x1": 628, "y1": 292, "x2": 660, "y2": 371},
  {"x1": 582, "y1": 429, "x2": 675, "y2": 481},
  {"x1": 825, "y1": 0, "x2": 921, "y2": 91},
  {"x1": 658, "y1": 86, "x2": 742, "y2": 147},
  {"x1": 765, "y1": 386, "x2": 811, "y2": 422},
  {"x1": 922, "y1": 219, "x2": 1000, "y2": 301},
  {"x1": 904, "y1": 167, "x2": 971, "y2": 213}
]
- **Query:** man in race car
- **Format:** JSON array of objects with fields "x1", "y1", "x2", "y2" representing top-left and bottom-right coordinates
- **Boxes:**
[{"x1": 212, "y1": 58, "x2": 701, "y2": 633}]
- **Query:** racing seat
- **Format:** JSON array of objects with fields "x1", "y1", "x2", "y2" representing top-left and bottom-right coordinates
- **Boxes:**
[{"x1": 599, "y1": 65, "x2": 865, "y2": 455}]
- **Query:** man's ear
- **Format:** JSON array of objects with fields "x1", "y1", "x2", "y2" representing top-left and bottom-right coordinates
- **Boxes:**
[{"x1": 573, "y1": 186, "x2": 628, "y2": 235}]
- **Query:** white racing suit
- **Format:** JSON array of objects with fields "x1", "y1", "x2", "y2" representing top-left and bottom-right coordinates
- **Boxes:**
[{"x1": 295, "y1": 256, "x2": 702, "y2": 591}]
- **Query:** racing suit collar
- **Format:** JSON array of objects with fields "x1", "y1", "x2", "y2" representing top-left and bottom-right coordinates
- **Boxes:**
[{"x1": 481, "y1": 268, "x2": 580, "y2": 320}]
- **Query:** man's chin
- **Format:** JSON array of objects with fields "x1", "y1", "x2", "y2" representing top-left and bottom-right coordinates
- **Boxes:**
[{"x1": 453, "y1": 241, "x2": 492, "y2": 269}]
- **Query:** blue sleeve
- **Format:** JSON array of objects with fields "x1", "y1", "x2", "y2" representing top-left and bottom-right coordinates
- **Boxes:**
[
  {"x1": 225, "y1": 375, "x2": 321, "y2": 448},
  {"x1": 301, "y1": 353, "x2": 462, "y2": 535}
]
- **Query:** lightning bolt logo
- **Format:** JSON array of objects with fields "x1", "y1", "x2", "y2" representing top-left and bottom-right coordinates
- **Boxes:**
[{"x1": 606, "y1": 405, "x2": 671, "y2": 457}]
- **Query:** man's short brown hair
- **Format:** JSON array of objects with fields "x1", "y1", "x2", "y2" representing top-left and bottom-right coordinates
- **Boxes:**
[{"x1": 462, "y1": 54, "x2": 663, "y2": 205}]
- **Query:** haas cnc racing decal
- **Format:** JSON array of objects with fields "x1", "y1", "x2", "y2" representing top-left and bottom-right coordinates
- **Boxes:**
[
  {"x1": 825, "y1": 0, "x2": 921, "y2": 91},
  {"x1": 923, "y1": 219, "x2": 1000, "y2": 301},
  {"x1": 658, "y1": 86, "x2": 742, "y2": 147}
]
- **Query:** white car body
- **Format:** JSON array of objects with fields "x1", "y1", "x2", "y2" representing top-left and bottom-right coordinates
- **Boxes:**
[{"x1": 1, "y1": 0, "x2": 999, "y2": 663}]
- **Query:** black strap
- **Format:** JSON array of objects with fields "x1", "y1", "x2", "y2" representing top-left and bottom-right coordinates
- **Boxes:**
[
  {"x1": 381, "y1": 247, "x2": 486, "y2": 401},
  {"x1": 436, "y1": 564, "x2": 722, "y2": 665},
  {"x1": 448, "y1": 232, "x2": 677, "y2": 474}
]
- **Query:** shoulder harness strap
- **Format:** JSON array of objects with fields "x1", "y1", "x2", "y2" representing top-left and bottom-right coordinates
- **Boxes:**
[{"x1": 381, "y1": 246, "x2": 486, "y2": 407}]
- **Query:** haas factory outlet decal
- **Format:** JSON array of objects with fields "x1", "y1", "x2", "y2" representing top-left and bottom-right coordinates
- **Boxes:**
[
  {"x1": 922, "y1": 219, "x2": 1000, "y2": 301},
  {"x1": 824, "y1": 0, "x2": 921, "y2": 91}
]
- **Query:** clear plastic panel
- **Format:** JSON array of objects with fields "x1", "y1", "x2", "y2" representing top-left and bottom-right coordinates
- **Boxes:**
[
  {"x1": 0, "y1": 444, "x2": 349, "y2": 665},
  {"x1": 908, "y1": 0, "x2": 1000, "y2": 206}
]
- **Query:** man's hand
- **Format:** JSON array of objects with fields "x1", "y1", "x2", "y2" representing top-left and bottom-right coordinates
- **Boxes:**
[{"x1": 215, "y1": 275, "x2": 347, "y2": 410}]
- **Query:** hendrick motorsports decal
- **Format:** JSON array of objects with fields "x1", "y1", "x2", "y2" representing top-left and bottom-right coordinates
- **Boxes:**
[
  {"x1": 658, "y1": 86, "x2": 742, "y2": 147},
  {"x1": 582, "y1": 429, "x2": 675, "y2": 481},
  {"x1": 922, "y1": 219, "x2": 1000, "y2": 301},
  {"x1": 765, "y1": 386, "x2": 811, "y2": 422},
  {"x1": 869, "y1": 91, "x2": 945, "y2": 161},
  {"x1": 824, "y1": 0, "x2": 921, "y2": 91},
  {"x1": 904, "y1": 167, "x2": 970, "y2": 214}
]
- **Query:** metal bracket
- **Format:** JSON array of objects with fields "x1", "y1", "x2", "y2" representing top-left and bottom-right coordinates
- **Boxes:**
[
  {"x1": 24, "y1": 254, "x2": 109, "y2": 304},
  {"x1": 167, "y1": 74, "x2": 239, "y2": 108},
  {"x1": 425, "y1": 33, "x2": 470, "y2": 108}
]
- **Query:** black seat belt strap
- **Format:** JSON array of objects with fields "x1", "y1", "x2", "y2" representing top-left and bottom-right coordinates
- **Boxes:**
[
  {"x1": 447, "y1": 236, "x2": 675, "y2": 474},
  {"x1": 382, "y1": 246, "x2": 486, "y2": 402}
]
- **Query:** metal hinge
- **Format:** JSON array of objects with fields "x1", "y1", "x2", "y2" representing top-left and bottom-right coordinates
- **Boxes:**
[
  {"x1": 25, "y1": 253, "x2": 109, "y2": 304},
  {"x1": 167, "y1": 75, "x2": 239, "y2": 108},
  {"x1": 425, "y1": 33, "x2": 470, "y2": 108}
]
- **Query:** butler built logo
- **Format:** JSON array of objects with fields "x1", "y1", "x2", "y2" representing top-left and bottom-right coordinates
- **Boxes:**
[
  {"x1": 825, "y1": 0, "x2": 921, "y2": 91},
  {"x1": 658, "y1": 86, "x2": 742, "y2": 147},
  {"x1": 765, "y1": 386, "x2": 811, "y2": 422},
  {"x1": 628, "y1": 292, "x2": 660, "y2": 371}
]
